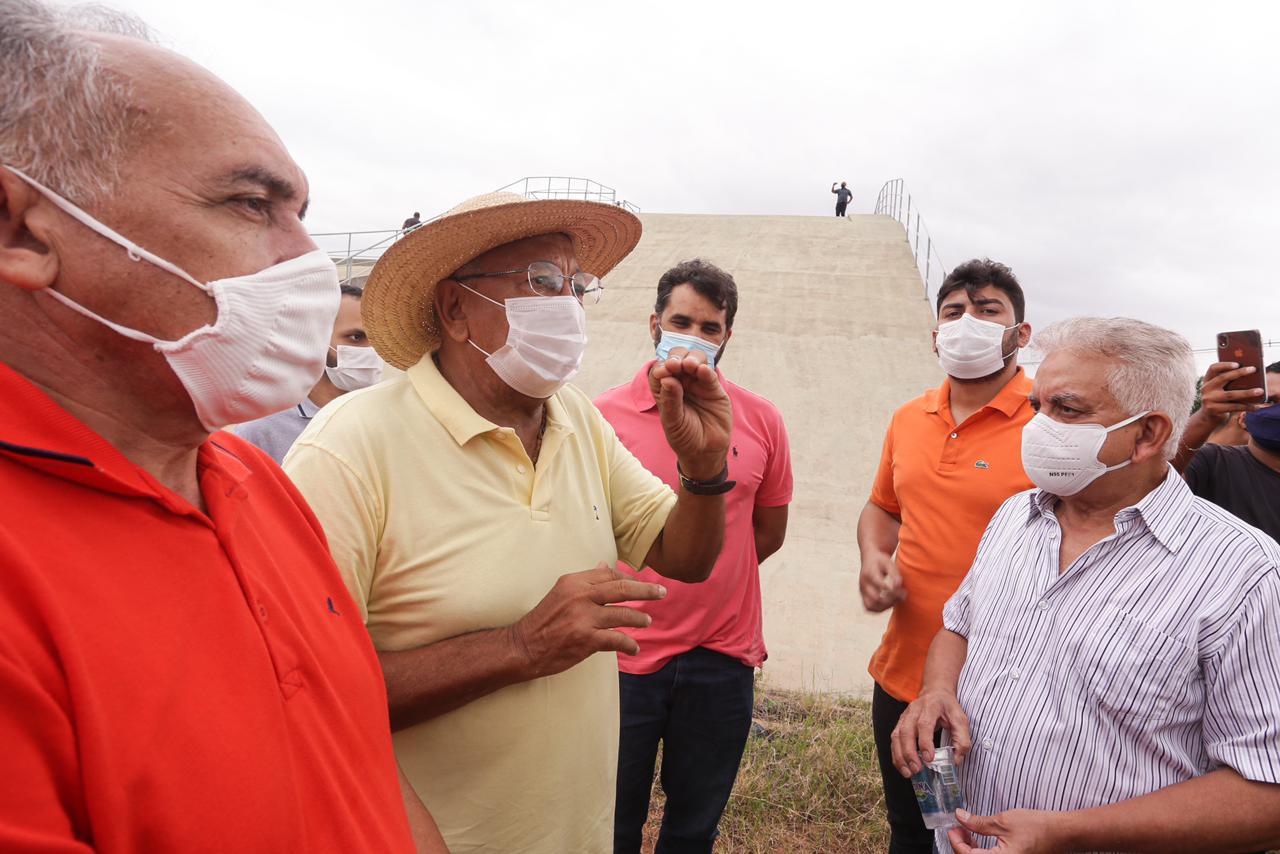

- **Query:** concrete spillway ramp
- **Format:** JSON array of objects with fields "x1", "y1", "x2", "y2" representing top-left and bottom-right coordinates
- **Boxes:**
[{"x1": 573, "y1": 213, "x2": 943, "y2": 697}]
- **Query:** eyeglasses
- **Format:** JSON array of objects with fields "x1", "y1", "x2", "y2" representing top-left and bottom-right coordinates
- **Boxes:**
[{"x1": 453, "y1": 260, "x2": 603, "y2": 304}]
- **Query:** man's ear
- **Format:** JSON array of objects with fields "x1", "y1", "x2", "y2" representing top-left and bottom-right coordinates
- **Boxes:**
[
  {"x1": 434, "y1": 279, "x2": 471, "y2": 343},
  {"x1": 1135, "y1": 412, "x2": 1175, "y2": 463},
  {"x1": 0, "y1": 169, "x2": 60, "y2": 292},
  {"x1": 1016, "y1": 322, "x2": 1033, "y2": 348},
  {"x1": 649, "y1": 312, "x2": 659, "y2": 344}
]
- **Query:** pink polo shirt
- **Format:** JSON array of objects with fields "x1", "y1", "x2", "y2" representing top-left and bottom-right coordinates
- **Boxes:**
[{"x1": 594, "y1": 362, "x2": 793, "y2": 674}]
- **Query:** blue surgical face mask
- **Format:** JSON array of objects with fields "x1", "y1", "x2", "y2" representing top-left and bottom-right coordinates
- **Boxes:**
[{"x1": 655, "y1": 327, "x2": 723, "y2": 370}]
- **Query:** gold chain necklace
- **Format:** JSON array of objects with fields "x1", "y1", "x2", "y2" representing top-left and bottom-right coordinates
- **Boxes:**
[{"x1": 530, "y1": 406, "x2": 548, "y2": 465}]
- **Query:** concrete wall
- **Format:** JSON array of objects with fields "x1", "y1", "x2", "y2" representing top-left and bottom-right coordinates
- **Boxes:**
[{"x1": 574, "y1": 213, "x2": 943, "y2": 696}]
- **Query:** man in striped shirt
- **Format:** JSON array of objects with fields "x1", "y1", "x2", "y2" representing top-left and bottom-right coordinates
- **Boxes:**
[{"x1": 893, "y1": 318, "x2": 1280, "y2": 853}]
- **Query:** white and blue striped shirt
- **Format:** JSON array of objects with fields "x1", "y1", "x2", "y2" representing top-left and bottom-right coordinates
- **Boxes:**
[{"x1": 940, "y1": 469, "x2": 1280, "y2": 850}]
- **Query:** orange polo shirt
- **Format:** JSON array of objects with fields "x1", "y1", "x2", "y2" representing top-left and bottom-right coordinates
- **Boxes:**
[{"x1": 868, "y1": 369, "x2": 1034, "y2": 702}]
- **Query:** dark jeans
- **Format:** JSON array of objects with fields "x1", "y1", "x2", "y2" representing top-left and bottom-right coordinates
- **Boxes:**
[
  {"x1": 835, "y1": 201, "x2": 848, "y2": 216},
  {"x1": 614, "y1": 647, "x2": 755, "y2": 854},
  {"x1": 873, "y1": 683, "x2": 935, "y2": 854}
]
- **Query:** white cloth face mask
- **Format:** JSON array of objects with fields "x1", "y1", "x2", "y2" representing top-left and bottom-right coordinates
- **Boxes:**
[
  {"x1": 7, "y1": 166, "x2": 340, "y2": 431},
  {"x1": 325, "y1": 345, "x2": 384, "y2": 392},
  {"x1": 459, "y1": 284, "x2": 587, "y2": 399},
  {"x1": 934, "y1": 314, "x2": 1018, "y2": 379},
  {"x1": 1021, "y1": 410, "x2": 1149, "y2": 496}
]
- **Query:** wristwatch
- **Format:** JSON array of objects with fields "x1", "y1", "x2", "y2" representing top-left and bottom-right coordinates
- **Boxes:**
[{"x1": 677, "y1": 462, "x2": 736, "y2": 495}]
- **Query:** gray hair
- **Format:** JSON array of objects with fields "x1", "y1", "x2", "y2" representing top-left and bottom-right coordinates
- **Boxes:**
[
  {"x1": 1032, "y1": 317, "x2": 1197, "y2": 459},
  {"x1": 0, "y1": 0, "x2": 153, "y2": 202}
]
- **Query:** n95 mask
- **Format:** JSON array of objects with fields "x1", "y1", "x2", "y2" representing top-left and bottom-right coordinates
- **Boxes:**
[
  {"x1": 1021, "y1": 410, "x2": 1149, "y2": 496},
  {"x1": 459, "y1": 284, "x2": 587, "y2": 399},
  {"x1": 7, "y1": 166, "x2": 339, "y2": 431},
  {"x1": 935, "y1": 314, "x2": 1018, "y2": 380}
]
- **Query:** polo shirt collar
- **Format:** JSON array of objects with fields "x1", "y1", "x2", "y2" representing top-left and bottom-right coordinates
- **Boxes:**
[
  {"x1": 298, "y1": 396, "x2": 321, "y2": 418},
  {"x1": 925, "y1": 368, "x2": 1032, "y2": 418},
  {"x1": 0, "y1": 361, "x2": 249, "y2": 507},
  {"x1": 630, "y1": 362, "x2": 658, "y2": 412},
  {"x1": 1025, "y1": 465, "x2": 1194, "y2": 554},
  {"x1": 407, "y1": 354, "x2": 574, "y2": 446}
]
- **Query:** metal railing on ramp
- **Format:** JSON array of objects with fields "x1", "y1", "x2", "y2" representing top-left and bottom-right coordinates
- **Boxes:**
[
  {"x1": 875, "y1": 178, "x2": 948, "y2": 305},
  {"x1": 312, "y1": 177, "x2": 639, "y2": 284}
]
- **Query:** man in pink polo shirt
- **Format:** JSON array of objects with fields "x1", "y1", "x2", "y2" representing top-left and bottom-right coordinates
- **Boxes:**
[{"x1": 595, "y1": 258, "x2": 793, "y2": 854}]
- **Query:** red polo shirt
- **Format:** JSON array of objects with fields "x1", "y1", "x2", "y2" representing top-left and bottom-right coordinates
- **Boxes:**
[
  {"x1": 595, "y1": 363, "x2": 793, "y2": 674},
  {"x1": 0, "y1": 363, "x2": 413, "y2": 853}
]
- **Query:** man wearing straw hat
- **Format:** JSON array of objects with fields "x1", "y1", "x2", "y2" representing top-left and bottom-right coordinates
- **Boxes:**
[{"x1": 285, "y1": 192, "x2": 733, "y2": 853}]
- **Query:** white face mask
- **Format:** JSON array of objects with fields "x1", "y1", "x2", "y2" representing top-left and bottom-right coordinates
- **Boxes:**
[
  {"x1": 935, "y1": 314, "x2": 1018, "y2": 380},
  {"x1": 8, "y1": 166, "x2": 339, "y2": 431},
  {"x1": 458, "y1": 284, "x2": 587, "y2": 399},
  {"x1": 325, "y1": 345, "x2": 384, "y2": 392},
  {"x1": 1021, "y1": 410, "x2": 1149, "y2": 496}
]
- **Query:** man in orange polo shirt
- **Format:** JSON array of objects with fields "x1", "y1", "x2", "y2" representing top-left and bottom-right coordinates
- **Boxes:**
[
  {"x1": 857, "y1": 258, "x2": 1034, "y2": 853},
  {"x1": 0, "y1": 5, "x2": 442, "y2": 851}
]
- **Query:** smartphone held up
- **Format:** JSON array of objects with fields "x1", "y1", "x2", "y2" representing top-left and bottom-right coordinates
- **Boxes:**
[{"x1": 1217, "y1": 330, "x2": 1267, "y2": 395}]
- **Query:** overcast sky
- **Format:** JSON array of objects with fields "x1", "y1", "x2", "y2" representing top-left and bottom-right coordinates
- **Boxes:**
[{"x1": 106, "y1": 0, "x2": 1279, "y2": 367}]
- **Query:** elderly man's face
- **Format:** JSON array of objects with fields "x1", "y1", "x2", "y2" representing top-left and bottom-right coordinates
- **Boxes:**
[
  {"x1": 1030, "y1": 351, "x2": 1145, "y2": 469},
  {"x1": 448, "y1": 233, "x2": 580, "y2": 354},
  {"x1": 36, "y1": 35, "x2": 315, "y2": 346}
]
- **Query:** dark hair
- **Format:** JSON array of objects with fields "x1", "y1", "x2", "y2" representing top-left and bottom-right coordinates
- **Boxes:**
[
  {"x1": 1268, "y1": 361, "x2": 1280, "y2": 374},
  {"x1": 935, "y1": 258, "x2": 1025, "y2": 322},
  {"x1": 655, "y1": 259, "x2": 739, "y2": 329},
  {"x1": 340, "y1": 284, "x2": 364, "y2": 299}
]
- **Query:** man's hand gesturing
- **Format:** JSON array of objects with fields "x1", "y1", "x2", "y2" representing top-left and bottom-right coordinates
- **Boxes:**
[
  {"x1": 648, "y1": 348, "x2": 733, "y2": 480},
  {"x1": 509, "y1": 564, "x2": 666, "y2": 679}
]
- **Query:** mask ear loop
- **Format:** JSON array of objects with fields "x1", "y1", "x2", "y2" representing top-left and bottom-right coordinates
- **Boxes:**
[
  {"x1": 4, "y1": 165, "x2": 209, "y2": 293},
  {"x1": 454, "y1": 281, "x2": 504, "y2": 359}
]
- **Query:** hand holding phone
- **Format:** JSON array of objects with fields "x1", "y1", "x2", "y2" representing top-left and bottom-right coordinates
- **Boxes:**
[{"x1": 1216, "y1": 330, "x2": 1266, "y2": 394}]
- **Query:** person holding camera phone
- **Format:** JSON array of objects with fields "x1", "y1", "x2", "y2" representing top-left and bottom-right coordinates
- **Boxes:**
[{"x1": 1176, "y1": 358, "x2": 1280, "y2": 541}]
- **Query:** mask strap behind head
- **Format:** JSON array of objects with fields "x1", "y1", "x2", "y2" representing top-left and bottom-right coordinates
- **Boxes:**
[{"x1": 4, "y1": 165, "x2": 206, "y2": 292}]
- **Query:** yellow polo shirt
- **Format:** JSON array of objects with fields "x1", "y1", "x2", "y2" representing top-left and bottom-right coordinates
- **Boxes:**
[{"x1": 283, "y1": 357, "x2": 677, "y2": 854}]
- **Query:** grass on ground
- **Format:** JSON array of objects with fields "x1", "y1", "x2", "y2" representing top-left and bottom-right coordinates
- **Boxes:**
[{"x1": 642, "y1": 683, "x2": 889, "y2": 853}]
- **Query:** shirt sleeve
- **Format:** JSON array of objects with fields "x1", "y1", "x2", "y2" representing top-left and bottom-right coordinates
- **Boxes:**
[
  {"x1": 596, "y1": 409, "x2": 678, "y2": 569},
  {"x1": 941, "y1": 495, "x2": 1020, "y2": 639},
  {"x1": 868, "y1": 417, "x2": 900, "y2": 515},
  {"x1": 283, "y1": 441, "x2": 383, "y2": 624},
  {"x1": 0, "y1": 649, "x2": 93, "y2": 852},
  {"x1": 755, "y1": 409, "x2": 794, "y2": 508},
  {"x1": 1202, "y1": 568, "x2": 1280, "y2": 783}
]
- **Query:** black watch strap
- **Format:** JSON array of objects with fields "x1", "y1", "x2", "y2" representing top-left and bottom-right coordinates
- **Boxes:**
[{"x1": 677, "y1": 463, "x2": 736, "y2": 496}]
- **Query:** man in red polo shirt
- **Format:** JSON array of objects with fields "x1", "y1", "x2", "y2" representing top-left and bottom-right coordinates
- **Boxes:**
[
  {"x1": 596, "y1": 259, "x2": 793, "y2": 854},
  {"x1": 0, "y1": 4, "x2": 443, "y2": 851}
]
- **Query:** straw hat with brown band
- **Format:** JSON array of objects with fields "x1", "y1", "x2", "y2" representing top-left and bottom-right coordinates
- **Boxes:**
[{"x1": 362, "y1": 192, "x2": 643, "y2": 370}]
